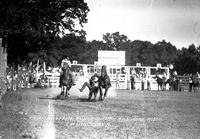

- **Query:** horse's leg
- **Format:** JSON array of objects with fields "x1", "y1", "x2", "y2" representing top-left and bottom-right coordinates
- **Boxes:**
[
  {"x1": 59, "y1": 86, "x2": 64, "y2": 99},
  {"x1": 63, "y1": 86, "x2": 68, "y2": 99},
  {"x1": 60, "y1": 86, "x2": 64, "y2": 96},
  {"x1": 99, "y1": 87, "x2": 103, "y2": 101},
  {"x1": 62, "y1": 86, "x2": 66, "y2": 98},
  {"x1": 164, "y1": 82, "x2": 166, "y2": 90},
  {"x1": 103, "y1": 87, "x2": 109, "y2": 98},
  {"x1": 94, "y1": 91, "x2": 97, "y2": 101},
  {"x1": 66, "y1": 85, "x2": 71, "y2": 98},
  {"x1": 163, "y1": 83, "x2": 166, "y2": 91},
  {"x1": 65, "y1": 86, "x2": 67, "y2": 98}
]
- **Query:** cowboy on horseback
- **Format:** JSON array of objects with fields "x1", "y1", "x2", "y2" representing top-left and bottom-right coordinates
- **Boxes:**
[{"x1": 58, "y1": 57, "x2": 75, "y2": 99}]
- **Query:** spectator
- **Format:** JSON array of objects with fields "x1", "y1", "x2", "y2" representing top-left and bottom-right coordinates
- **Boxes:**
[
  {"x1": 189, "y1": 74, "x2": 193, "y2": 92},
  {"x1": 130, "y1": 69, "x2": 136, "y2": 90},
  {"x1": 147, "y1": 75, "x2": 151, "y2": 90},
  {"x1": 116, "y1": 73, "x2": 120, "y2": 89}
]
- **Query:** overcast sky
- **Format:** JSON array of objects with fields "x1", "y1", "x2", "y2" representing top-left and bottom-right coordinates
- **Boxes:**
[{"x1": 83, "y1": 0, "x2": 200, "y2": 48}]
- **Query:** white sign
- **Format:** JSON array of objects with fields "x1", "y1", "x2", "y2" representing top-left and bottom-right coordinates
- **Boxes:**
[
  {"x1": 98, "y1": 50, "x2": 125, "y2": 65},
  {"x1": 157, "y1": 64, "x2": 162, "y2": 68},
  {"x1": 94, "y1": 61, "x2": 98, "y2": 65},
  {"x1": 72, "y1": 60, "x2": 78, "y2": 64},
  {"x1": 136, "y1": 63, "x2": 141, "y2": 67}
]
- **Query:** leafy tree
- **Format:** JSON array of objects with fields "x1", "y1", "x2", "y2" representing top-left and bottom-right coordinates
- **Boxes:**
[
  {"x1": 0, "y1": 0, "x2": 89, "y2": 66},
  {"x1": 153, "y1": 40, "x2": 178, "y2": 66},
  {"x1": 103, "y1": 32, "x2": 130, "y2": 50},
  {"x1": 175, "y1": 44, "x2": 200, "y2": 74},
  {"x1": 77, "y1": 40, "x2": 108, "y2": 64}
]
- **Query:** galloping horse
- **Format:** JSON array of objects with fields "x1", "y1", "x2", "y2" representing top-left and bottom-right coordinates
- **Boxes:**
[
  {"x1": 58, "y1": 62, "x2": 74, "y2": 99},
  {"x1": 98, "y1": 65, "x2": 111, "y2": 100}
]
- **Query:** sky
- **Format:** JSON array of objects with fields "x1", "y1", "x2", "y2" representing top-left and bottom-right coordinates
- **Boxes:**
[{"x1": 83, "y1": 0, "x2": 200, "y2": 49}]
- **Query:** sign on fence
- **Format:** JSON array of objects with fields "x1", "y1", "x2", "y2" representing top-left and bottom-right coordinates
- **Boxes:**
[{"x1": 98, "y1": 50, "x2": 125, "y2": 65}]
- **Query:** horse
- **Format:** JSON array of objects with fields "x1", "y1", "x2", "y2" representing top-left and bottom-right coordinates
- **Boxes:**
[
  {"x1": 58, "y1": 66, "x2": 74, "y2": 99},
  {"x1": 166, "y1": 77, "x2": 174, "y2": 91},
  {"x1": 153, "y1": 74, "x2": 167, "y2": 91},
  {"x1": 98, "y1": 65, "x2": 111, "y2": 100},
  {"x1": 192, "y1": 75, "x2": 199, "y2": 92},
  {"x1": 165, "y1": 77, "x2": 180, "y2": 91}
]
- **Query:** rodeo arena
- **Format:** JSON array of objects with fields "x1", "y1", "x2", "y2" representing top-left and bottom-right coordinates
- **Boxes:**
[
  {"x1": 1, "y1": 50, "x2": 200, "y2": 139},
  {"x1": 6, "y1": 50, "x2": 200, "y2": 93}
]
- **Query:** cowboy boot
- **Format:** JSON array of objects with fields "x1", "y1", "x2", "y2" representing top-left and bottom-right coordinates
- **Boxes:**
[{"x1": 79, "y1": 82, "x2": 89, "y2": 92}]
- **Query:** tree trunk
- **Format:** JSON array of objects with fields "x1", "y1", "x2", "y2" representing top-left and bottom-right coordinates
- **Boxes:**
[{"x1": 0, "y1": 38, "x2": 7, "y2": 102}]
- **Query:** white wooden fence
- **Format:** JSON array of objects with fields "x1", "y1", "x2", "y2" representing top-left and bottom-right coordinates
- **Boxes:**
[{"x1": 45, "y1": 72, "x2": 60, "y2": 87}]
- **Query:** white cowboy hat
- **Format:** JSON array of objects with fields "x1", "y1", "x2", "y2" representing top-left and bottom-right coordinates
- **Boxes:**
[
  {"x1": 61, "y1": 58, "x2": 71, "y2": 67},
  {"x1": 93, "y1": 77, "x2": 98, "y2": 82}
]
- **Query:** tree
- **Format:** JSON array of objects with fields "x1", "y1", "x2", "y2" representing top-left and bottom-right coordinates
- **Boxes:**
[
  {"x1": 0, "y1": 0, "x2": 89, "y2": 66},
  {"x1": 175, "y1": 44, "x2": 200, "y2": 74},
  {"x1": 0, "y1": 0, "x2": 89, "y2": 99},
  {"x1": 153, "y1": 40, "x2": 178, "y2": 66},
  {"x1": 103, "y1": 32, "x2": 130, "y2": 50}
]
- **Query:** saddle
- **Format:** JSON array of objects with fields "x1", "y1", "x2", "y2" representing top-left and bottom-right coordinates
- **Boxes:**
[{"x1": 60, "y1": 68, "x2": 73, "y2": 86}]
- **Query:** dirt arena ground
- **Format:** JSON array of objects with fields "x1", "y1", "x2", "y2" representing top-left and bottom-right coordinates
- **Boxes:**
[{"x1": 0, "y1": 83, "x2": 200, "y2": 138}]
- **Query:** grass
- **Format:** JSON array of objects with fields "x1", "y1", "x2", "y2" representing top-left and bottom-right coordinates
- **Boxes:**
[{"x1": 1, "y1": 88, "x2": 200, "y2": 138}]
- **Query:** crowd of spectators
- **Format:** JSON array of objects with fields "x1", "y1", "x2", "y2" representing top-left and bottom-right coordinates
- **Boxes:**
[{"x1": 6, "y1": 65, "x2": 54, "y2": 91}]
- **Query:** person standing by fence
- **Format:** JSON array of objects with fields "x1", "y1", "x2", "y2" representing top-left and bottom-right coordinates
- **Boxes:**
[
  {"x1": 147, "y1": 75, "x2": 151, "y2": 90},
  {"x1": 189, "y1": 74, "x2": 193, "y2": 92},
  {"x1": 197, "y1": 72, "x2": 200, "y2": 91},
  {"x1": 130, "y1": 69, "x2": 136, "y2": 90},
  {"x1": 192, "y1": 72, "x2": 199, "y2": 92},
  {"x1": 140, "y1": 69, "x2": 146, "y2": 91},
  {"x1": 116, "y1": 73, "x2": 120, "y2": 89}
]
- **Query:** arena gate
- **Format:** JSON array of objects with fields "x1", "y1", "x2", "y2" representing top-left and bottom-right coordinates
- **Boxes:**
[
  {"x1": 126, "y1": 65, "x2": 169, "y2": 90},
  {"x1": 33, "y1": 59, "x2": 170, "y2": 90},
  {"x1": 70, "y1": 63, "x2": 170, "y2": 90}
]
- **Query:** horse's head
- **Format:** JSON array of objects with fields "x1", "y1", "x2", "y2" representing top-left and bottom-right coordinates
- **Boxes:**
[{"x1": 101, "y1": 65, "x2": 107, "y2": 77}]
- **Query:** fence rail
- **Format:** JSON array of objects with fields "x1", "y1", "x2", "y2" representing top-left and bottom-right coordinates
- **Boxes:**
[{"x1": 177, "y1": 75, "x2": 200, "y2": 92}]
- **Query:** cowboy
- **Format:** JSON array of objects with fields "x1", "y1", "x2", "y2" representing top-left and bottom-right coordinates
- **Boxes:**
[
  {"x1": 130, "y1": 69, "x2": 136, "y2": 90},
  {"x1": 58, "y1": 58, "x2": 75, "y2": 99},
  {"x1": 79, "y1": 73, "x2": 99, "y2": 92},
  {"x1": 59, "y1": 58, "x2": 74, "y2": 87},
  {"x1": 140, "y1": 68, "x2": 146, "y2": 90},
  {"x1": 189, "y1": 74, "x2": 193, "y2": 92},
  {"x1": 115, "y1": 73, "x2": 120, "y2": 89},
  {"x1": 147, "y1": 75, "x2": 151, "y2": 90},
  {"x1": 79, "y1": 73, "x2": 100, "y2": 100}
]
